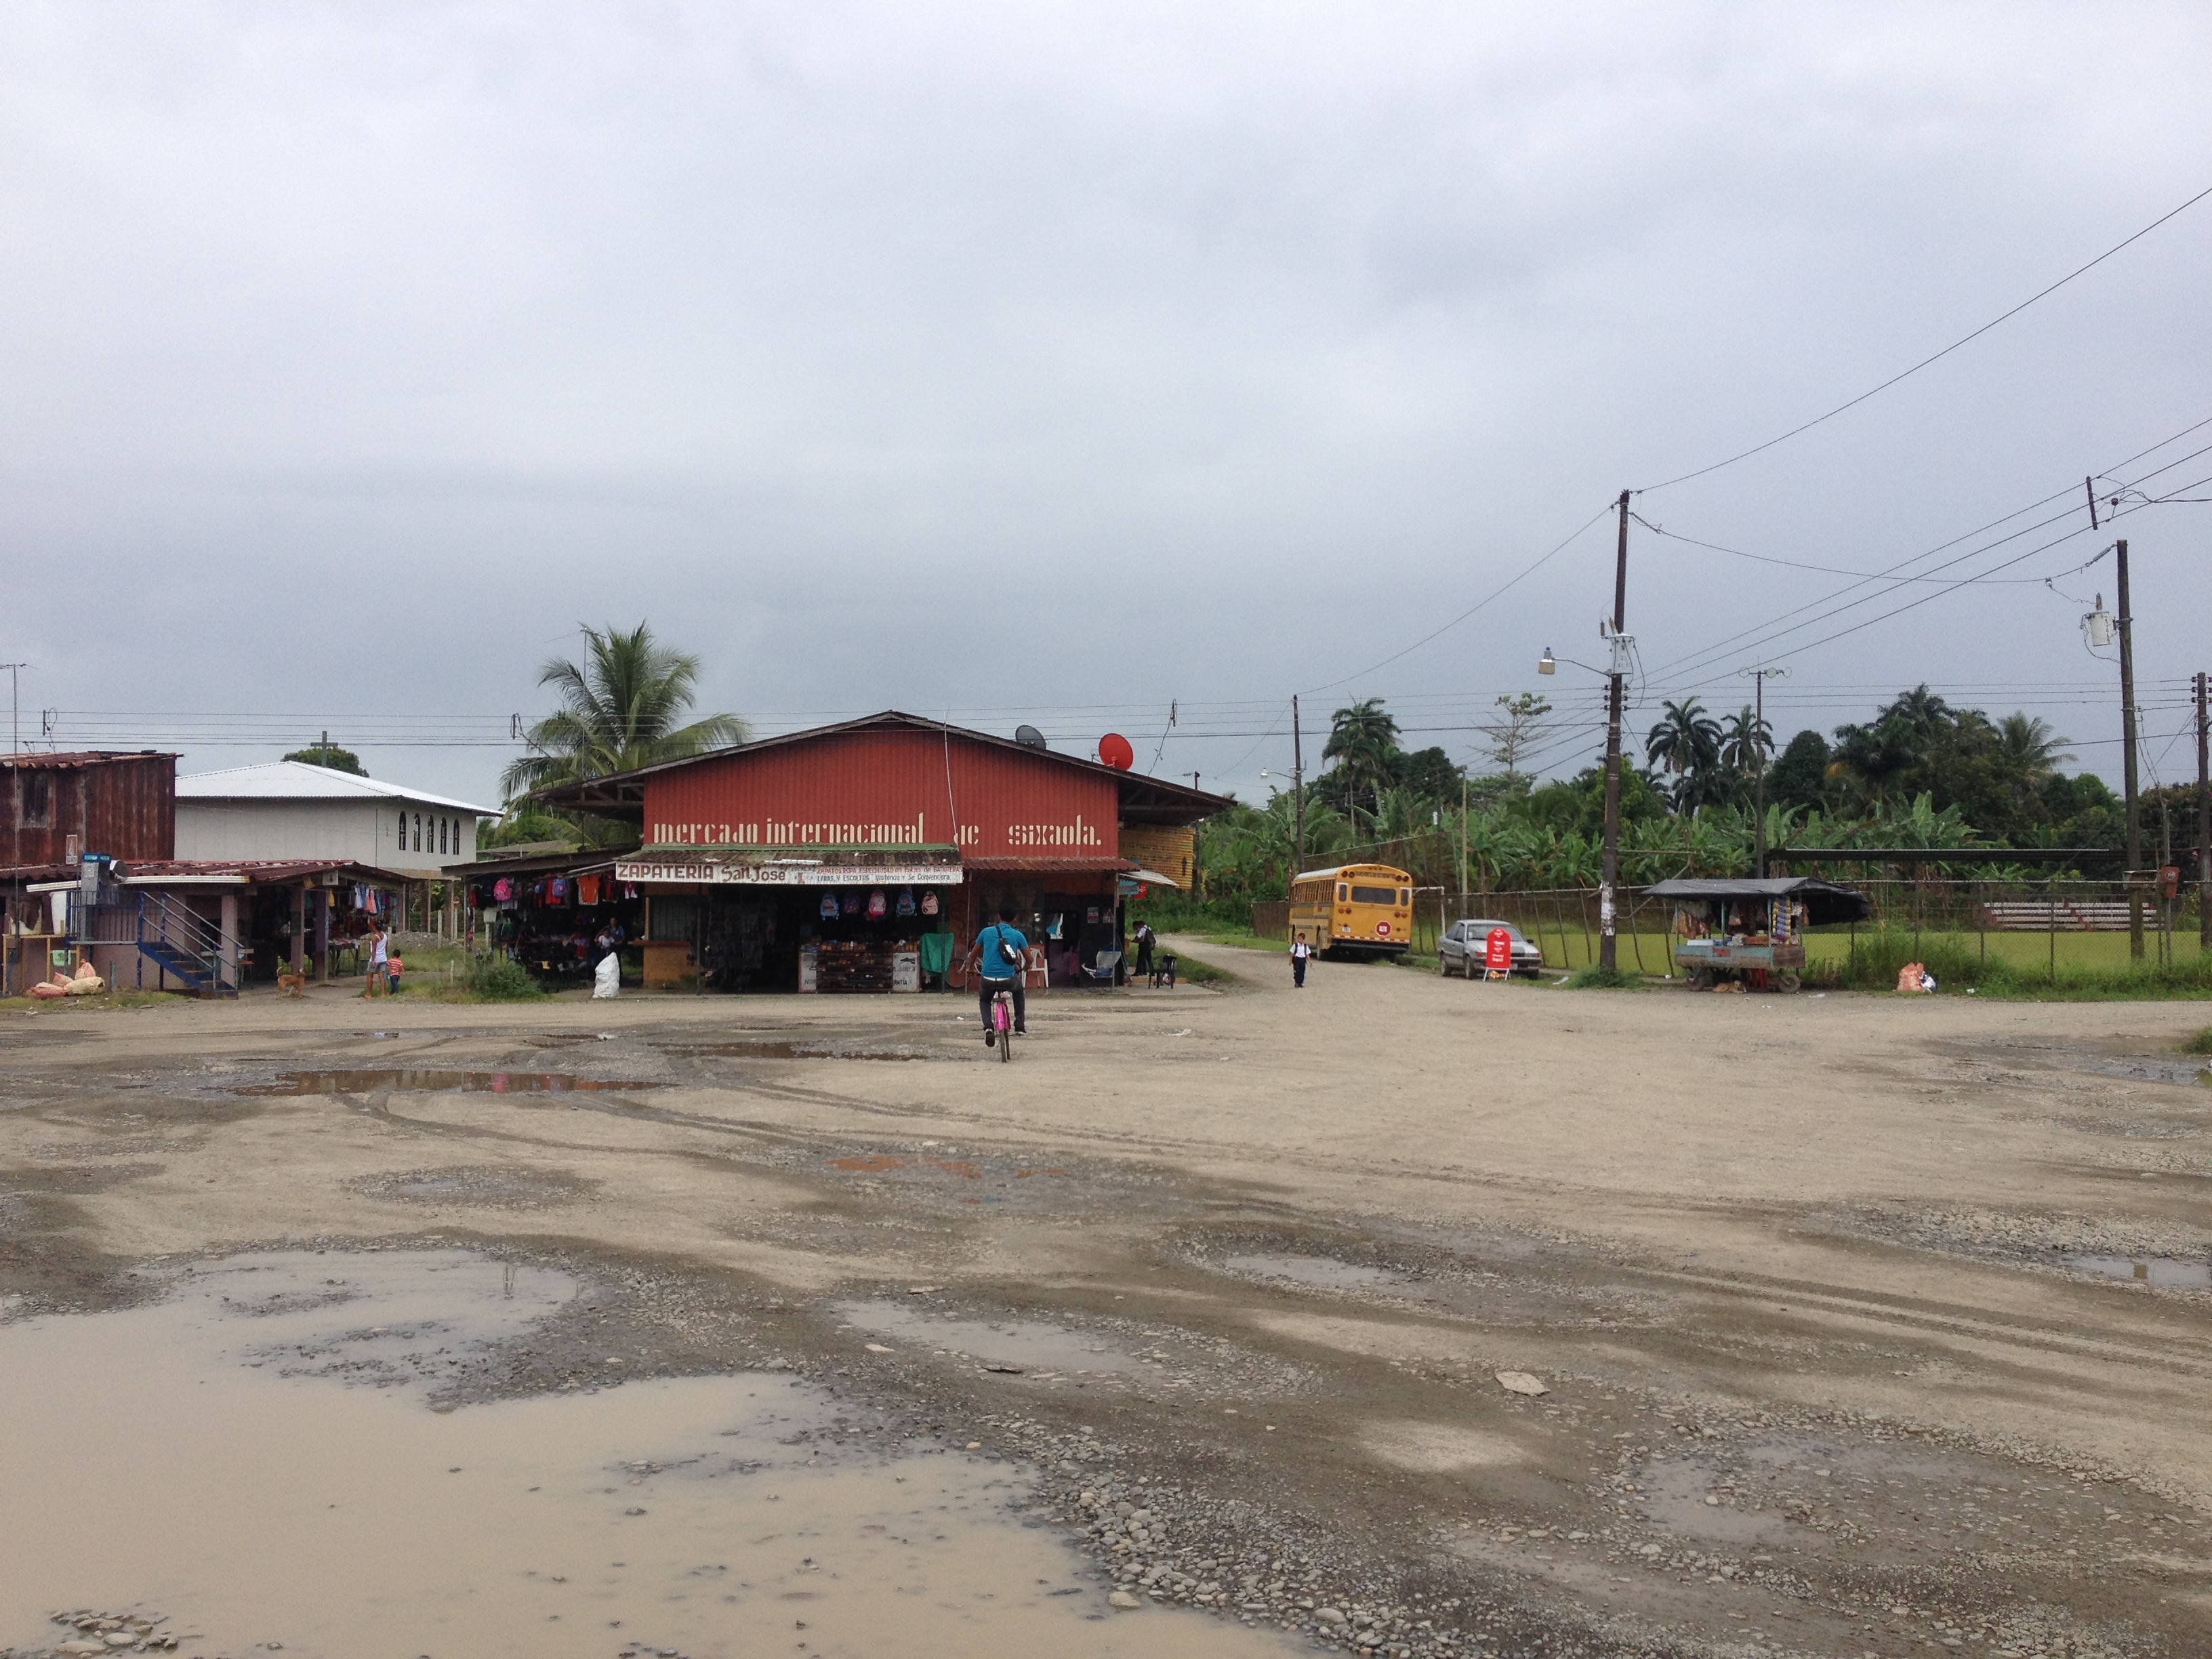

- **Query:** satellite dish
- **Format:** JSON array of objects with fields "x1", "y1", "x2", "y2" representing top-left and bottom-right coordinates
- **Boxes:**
[
  {"x1": 1015, "y1": 724, "x2": 1048, "y2": 749},
  {"x1": 1099, "y1": 732, "x2": 1134, "y2": 771}
]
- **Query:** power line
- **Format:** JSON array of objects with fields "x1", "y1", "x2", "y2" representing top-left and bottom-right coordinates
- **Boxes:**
[
  {"x1": 1638, "y1": 180, "x2": 2212, "y2": 493},
  {"x1": 1301, "y1": 500, "x2": 1616, "y2": 695},
  {"x1": 1643, "y1": 416, "x2": 2212, "y2": 684}
]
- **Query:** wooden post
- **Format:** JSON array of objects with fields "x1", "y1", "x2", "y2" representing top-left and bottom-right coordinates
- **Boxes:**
[{"x1": 292, "y1": 884, "x2": 307, "y2": 976}]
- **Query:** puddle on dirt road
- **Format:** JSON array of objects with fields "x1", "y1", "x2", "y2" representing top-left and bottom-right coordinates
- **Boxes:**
[
  {"x1": 2064, "y1": 1253, "x2": 2212, "y2": 1288},
  {"x1": 663, "y1": 1041, "x2": 966, "y2": 1063},
  {"x1": 236, "y1": 1070, "x2": 655, "y2": 1096},
  {"x1": 2044, "y1": 1051, "x2": 2212, "y2": 1088},
  {"x1": 0, "y1": 1253, "x2": 1290, "y2": 1659},
  {"x1": 1219, "y1": 1254, "x2": 1410, "y2": 1294},
  {"x1": 838, "y1": 1301, "x2": 1140, "y2": 1377}
]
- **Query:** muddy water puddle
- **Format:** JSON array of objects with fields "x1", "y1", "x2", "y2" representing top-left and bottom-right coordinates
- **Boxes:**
[
  {"x1": 0, "y1": 1252, "x2": 1291, "y2": 1659},
  {"x1": 1219, "y1": 1254, "x2": 1412, "y2": 1295},
  {"x1": 838, "y1": 1301, "x2": 1141, "y2": 1377},
  {"x1": 664, "y1": 1040, "x2": 968, "y2": 1063},
  {"x1": 2041, "y1": 1050, "x2": 2212, "y2": 1088},
  {"x1": 2064, "y1": 1253, "x2": 2212, "y2": 1288},
  {"x1": 236, "y1": 1069, "x2": 655, "y2": 1096}
]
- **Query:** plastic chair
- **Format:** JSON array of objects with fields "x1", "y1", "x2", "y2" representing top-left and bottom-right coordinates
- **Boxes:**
[{"x1": 1082, "y1": 949, "x2": 1122, "y2": 987}]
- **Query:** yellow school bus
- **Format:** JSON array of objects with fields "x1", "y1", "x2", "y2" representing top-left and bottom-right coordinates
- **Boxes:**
[{"x1": 1288, "y1": 863, "x2": 1414, "y2": 960}]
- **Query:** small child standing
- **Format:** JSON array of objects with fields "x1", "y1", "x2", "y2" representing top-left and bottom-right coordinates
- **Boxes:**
[{"x1": 386, "y1": 953, "x2": 404, "y2": 996}]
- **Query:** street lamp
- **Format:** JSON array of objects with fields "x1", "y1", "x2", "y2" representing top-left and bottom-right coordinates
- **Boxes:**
[{"x1": 1738, "y1": 665, "x2": 1790, "y2": 877}]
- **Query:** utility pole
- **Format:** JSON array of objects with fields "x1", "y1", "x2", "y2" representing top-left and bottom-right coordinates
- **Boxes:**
[
  {"x1": 1, "y1": 663, "x2": 24, "y2": 755},
  {"x1": 2196, "y1": 670, "x2": 2209, "y2": 949},
  {"x1": 1451, "y1": 778, "x2": 1469, "y2": 924},
  {"x1": 1291, "y1": 695, "x2": 1306, "y2": 880},
  {"x1": 2116, "y1": 539, "x2": 2143, "y2": 961},
  {"x1": 1739, "y1": 665, "x2": 1789, "y2": 877},
  {"x1": 1599, "y1": 489, "x2": 1631, "y2": 972}
]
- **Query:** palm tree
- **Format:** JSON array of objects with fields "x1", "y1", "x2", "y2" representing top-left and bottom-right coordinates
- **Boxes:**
[
  {"x1": 1879, "y1": 684, "x2": 1955, "y2": 743},
  {"x1": 1824, "y1": 716, "x2": 1918, "y2": 810},
  {"x1": 1719, "y1": 705, "x2": 1774, "y2": 781},
  {"x1": 1645, "y1": 699, "x2": 1721, "y2": 810},
  {"x1": 1324, "y1": 698, "x2": 1401, "y2": 821},
  {"x1": 501, "y1": 622, "x2": 747, "y2": 802},
  {"x1": 1995, "y1": 713, "x2": 2073, "y2": 784}
]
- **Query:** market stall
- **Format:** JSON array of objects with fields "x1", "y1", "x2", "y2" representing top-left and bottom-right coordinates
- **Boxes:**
[{"x1": 1645, "y1": 876, "x2": 1872, "y2": 993}]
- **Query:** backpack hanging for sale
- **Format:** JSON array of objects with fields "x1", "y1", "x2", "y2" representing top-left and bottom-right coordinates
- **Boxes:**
[
  {"x1": 920, "y1": 890, "x2": 939, "y2": 916},
  {"x1": 819, "y1": 893, "x2": 838, "y2": 920},
  {"x1": 895, "y1": 887, "x2": 916, "y2": 918},
  {"x1": 840, "y1": 891, "x2": 860, "y2": 916},
  {"x1": 866, "y1": 888, "x2": 887, "y2": 920}
]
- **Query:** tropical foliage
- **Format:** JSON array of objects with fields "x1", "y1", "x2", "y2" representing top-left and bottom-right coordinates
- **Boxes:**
[
  {"x1": 491, "y1": 622, "x2": 747, "y2": 850},
  {"x1": 1191, "y1": 685, "x2": 2130, "y2": 900}
]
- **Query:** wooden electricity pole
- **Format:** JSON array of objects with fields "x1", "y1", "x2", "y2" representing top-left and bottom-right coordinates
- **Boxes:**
[
  {"x1": 2196, "y1": 670, "x2": 2209, "y2": 949},
  {"x1": 2116, "y1": 539, "x2": 2143, "y2": 960},
  {"x1": 1291, "y1": 694, "x2": 1305, "y2": 882},
  {"x1": 1599, "y1": 489, "x2": 1631, "y2": 973}
]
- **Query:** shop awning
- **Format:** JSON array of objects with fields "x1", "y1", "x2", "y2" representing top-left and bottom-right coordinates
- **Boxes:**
[
  {"x1": 615, "y1": 846, "x2": 964, "y2": 886},
  {"x1": 1122, "y1": 865, "x2": 1182, "y2": 890}
]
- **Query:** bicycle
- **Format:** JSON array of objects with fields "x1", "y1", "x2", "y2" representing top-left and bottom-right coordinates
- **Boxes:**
[{"x1": 989, "y1": 985, "x2": 1016, "y2": 1063}]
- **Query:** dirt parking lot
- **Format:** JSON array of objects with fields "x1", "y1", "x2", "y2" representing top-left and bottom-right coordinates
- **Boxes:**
[{"x1": 3, "y1": 941, "x2": 2209, "y2": 1659}]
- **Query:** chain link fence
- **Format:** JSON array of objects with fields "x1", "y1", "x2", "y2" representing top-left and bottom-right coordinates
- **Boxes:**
[{"x1": 1257, "y1": 880, "x2": 2209, "y2": 976}]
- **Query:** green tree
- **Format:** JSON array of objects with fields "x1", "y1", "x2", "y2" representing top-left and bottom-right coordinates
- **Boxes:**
[
  {"x1": 1322, "y1": 698, "x2": 1402, "y2": 821},
  {"x1": 1766, "y1": 730, "x2": 1830, "y2": 813},
  {"x1": 502, "y1": 623, "x2": 747, "y2": 838},
  {"x1": 1476, "y1": 692, "x2": 1553, "y2": 779},
  {"x1": 1718, "y1": 704, "x2": 1774, "y2": 786},
  {"x1": 1645, "y1": 699, "x2": 1722, "y2": 810},
  {"x1": 283, "y1": 738, "x2": 365, "y2": 776}
]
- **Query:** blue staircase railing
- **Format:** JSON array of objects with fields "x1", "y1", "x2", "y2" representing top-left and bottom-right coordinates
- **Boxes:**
[{"x1": 79, "y1": 893, "x2": 239, "y2": 997}]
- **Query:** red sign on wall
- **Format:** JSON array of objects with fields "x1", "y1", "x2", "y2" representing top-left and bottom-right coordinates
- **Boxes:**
[{"x1": 641, "y1": 729, "x2": 1122, "y2": 863}]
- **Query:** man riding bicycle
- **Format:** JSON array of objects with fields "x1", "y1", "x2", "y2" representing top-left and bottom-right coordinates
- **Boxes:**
[{"x1": 975, "y1": 906, "x2": 1028, "y2": 1047}]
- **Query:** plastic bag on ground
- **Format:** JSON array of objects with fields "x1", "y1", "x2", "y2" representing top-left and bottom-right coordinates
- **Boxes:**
[{"x1": 592, "y1": 952, "x2": 621, "y2": 999}]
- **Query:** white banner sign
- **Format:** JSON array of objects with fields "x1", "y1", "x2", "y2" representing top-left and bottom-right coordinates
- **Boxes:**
[{"x1": 615, "y1": 859, "x2": 962, "y2": 887}]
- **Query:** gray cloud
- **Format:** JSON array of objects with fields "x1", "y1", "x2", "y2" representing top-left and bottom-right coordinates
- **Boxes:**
[{"x1": 2, "y1": 2, "x2": 2207, "y2": 801}]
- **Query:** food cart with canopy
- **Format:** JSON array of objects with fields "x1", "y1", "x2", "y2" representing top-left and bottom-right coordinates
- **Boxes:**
[{"x1": 1644, "y1": 876, "x2": 1872, "y2": 993}]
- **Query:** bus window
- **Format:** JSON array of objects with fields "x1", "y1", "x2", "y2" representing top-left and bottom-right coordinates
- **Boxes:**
[
  {"x1": 1350, "y1": 884, "x2": 1398, "y2": 904},
  {"x1": 1397, "y1": 888, "x2": 1410, "y2": 905},
  {"x1": 1336, "y1": 884, "x2": 1349, "y2": 901}
]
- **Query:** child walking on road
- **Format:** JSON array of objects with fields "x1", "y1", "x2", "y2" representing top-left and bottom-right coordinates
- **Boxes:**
[{"x1": 1290, "y1": 935, "x2": 1312, "y2": 988}]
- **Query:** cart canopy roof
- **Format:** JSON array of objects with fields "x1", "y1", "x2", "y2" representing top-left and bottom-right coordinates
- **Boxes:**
[{"x1": 1644, "y1": 876, "x2": 1872, "y2": 926}]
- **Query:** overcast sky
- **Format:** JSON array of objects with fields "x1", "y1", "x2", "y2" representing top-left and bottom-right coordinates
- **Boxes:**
[{"x1": 3, "y1": 2, "x2": 2207, "y2": 811}]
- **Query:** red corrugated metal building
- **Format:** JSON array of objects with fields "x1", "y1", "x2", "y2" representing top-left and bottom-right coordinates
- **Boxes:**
[
  {"x1": 2, "y1": 751, "x2": 178, "y2": 874},
  {"x1": 538, "y1": 712, "x2": 1227, "y2": 992}
]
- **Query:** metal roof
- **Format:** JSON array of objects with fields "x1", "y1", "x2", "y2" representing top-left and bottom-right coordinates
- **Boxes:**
[
  {"x1": 1, "y1": 750, "x2": 178, "y2": 769},
  {"x1": 113, "y1": 858, "x2": 401, "y2": 886},
  {"x1": 1644, "y1": 876, "x2": 1872, "y2": 924},
  {"x1": 532, "y1": 711, "x2": 1233, "y2": 825},
  {"x1": 178, "y1": 760, "x2": 497, "y2": 816}
]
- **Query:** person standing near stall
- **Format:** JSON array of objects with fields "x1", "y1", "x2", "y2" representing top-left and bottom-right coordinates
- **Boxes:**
[
  {"x1": 362, "y1": 924, "x2": 389, "y2": 998},
  {"x1": 1132, "y1": 920, "x2": 1156, "y2": 981}
]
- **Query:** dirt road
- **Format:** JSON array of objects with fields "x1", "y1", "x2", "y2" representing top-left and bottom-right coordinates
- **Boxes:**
[{"x1": 3, "y1": 942, "x2": 2209, "y2": 1658}]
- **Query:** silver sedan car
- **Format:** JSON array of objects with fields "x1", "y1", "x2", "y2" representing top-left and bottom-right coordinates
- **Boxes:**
[{"x1": 1437, "y1": 918, "x2": 1544, "y2": 979}]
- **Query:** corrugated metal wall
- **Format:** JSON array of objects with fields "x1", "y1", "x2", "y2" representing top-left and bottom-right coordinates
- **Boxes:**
[
  {"x1": 644, "y1": 730, "x2": 1122, "y2": 859},
  {"x1": 3, "y1": 754, "x2": 175, "y2": 867}
]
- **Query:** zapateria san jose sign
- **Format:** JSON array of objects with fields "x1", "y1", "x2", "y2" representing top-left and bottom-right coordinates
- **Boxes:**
[{"x1": 613, "y1": 858, "x2": 964, "y2": 886}]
